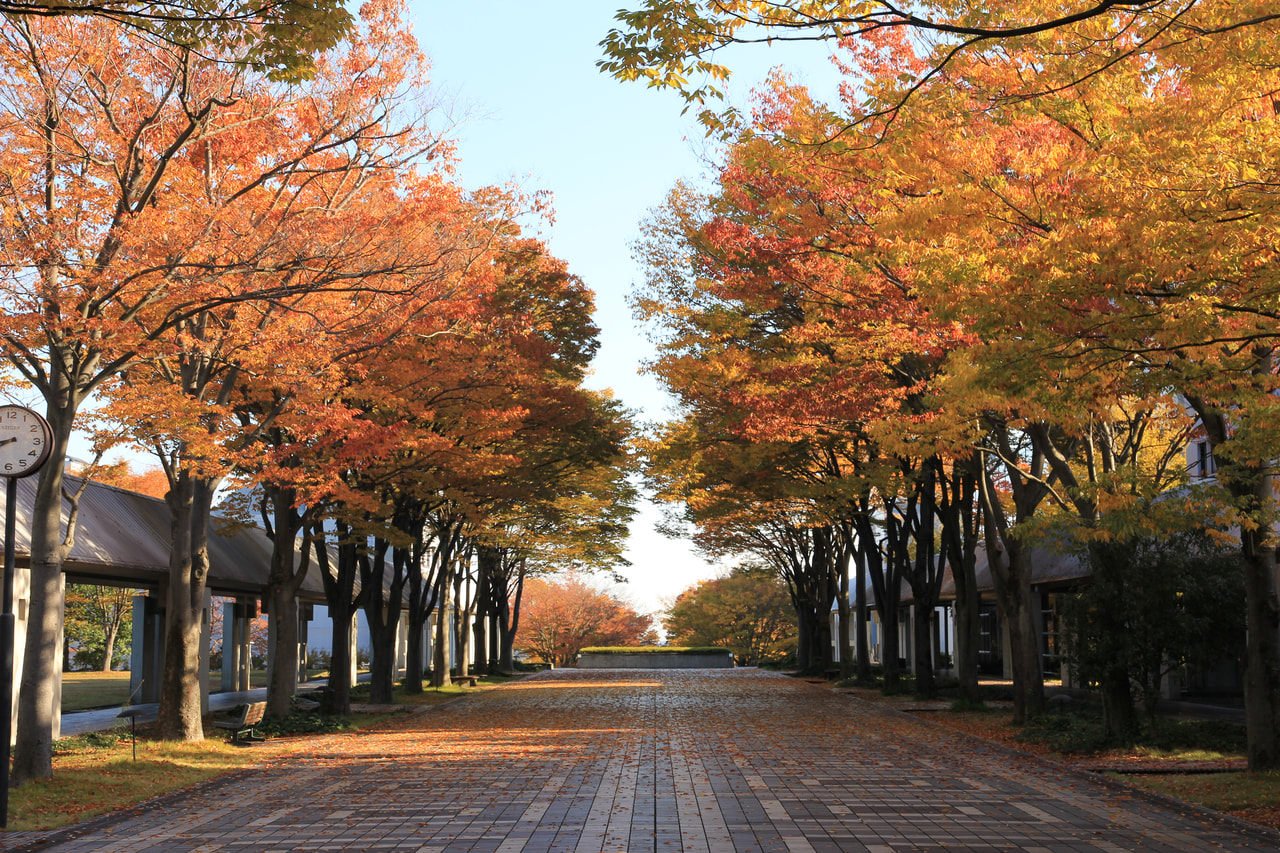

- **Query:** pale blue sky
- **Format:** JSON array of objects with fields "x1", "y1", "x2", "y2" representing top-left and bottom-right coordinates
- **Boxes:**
[{"x1": 412, "y1": 2, "x2": 845, "y2": 613}]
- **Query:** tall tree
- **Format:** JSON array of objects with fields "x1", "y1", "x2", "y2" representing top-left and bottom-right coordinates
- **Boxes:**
[
  {"x1": 514, "y1": 575, "x2": 654, "y2": 668},
  {"x1": 63, "y1": 584, "x2": 133, "y2": 671},
  {"x1": 665, "y1": 569, "x2": 796, "y2": 665},
  {"x1": 600, "y1": 0, "x2": 1280, "y2": 130},
  {"x1": 0, "y1": 14, "x2": 283, "y2": 775},
  {"x1": 91, "y1": 0, "x2": 480, "y2": 740}
]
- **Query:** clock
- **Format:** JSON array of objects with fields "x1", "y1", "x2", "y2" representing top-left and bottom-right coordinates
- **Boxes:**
[{"x1": 0, "y1": 405, "x2": 52, "y2": 479}]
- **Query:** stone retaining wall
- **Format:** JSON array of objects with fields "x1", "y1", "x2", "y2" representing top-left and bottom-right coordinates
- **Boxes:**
[{"x1": 576, "y1": 652, "x2": 734, "y2": 669}]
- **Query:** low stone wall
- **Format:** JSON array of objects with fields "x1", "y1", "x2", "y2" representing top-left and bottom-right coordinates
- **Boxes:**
[{"x1": 576, "y1": 652, "x2": 734, "y2": 669}]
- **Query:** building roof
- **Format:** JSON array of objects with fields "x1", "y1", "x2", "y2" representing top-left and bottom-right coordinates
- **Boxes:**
[
  {"x1": 935, "y1": 544, "x2": 1088, "y2": 601},
  {"x1": 837, "y1": 543, "x2": 1089, "y2": 610},
  {"x1": 0, "y1": 474, "x2": 330, "y2": 601}
]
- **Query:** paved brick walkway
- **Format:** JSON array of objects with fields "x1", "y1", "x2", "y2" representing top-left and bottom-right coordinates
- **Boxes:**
[{"x1": 6, "y1": 669, "x2": 1279, "y2": 852}]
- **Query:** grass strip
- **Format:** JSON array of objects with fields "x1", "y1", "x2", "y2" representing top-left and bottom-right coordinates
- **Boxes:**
[{"x1": 8, "y1": 675, "x2": 512, "y2": 833}]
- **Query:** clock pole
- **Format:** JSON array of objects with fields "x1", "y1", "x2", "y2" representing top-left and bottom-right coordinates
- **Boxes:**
[
  {"x1": 0, "y1": 475, "x2": 13, "y2": 826},
  {"x1": 0, "y1": 404, "x2": 52, "y2": 826}
]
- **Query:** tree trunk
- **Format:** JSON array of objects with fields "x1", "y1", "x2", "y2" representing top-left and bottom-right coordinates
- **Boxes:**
[
  {"x1": 266, "y1": 586, "x2": 301, "y2": 718},
  {"x1": 993, "y1": 541, "x2": 1046, "y2": 723},
  {"x1": 854, "y1": 557, "x2": 872, "y2": 681},
  {"x1": 365, "y1": 613, "x2": 396, "y2": 703},
  {"x1": 471, "y1": 554, "x2": 491, "y2": 677},
  {"x1": 977, "y1": 438, "x2": 1049, "y2": 725},
  {"x1": 262, "y1": 486, "x2": 311, "y2": 719},
  {"x1": 432, "y1": 571, "x2": 453, "y2": 688},
  {"x1": 328, "y1": 595, "x2": 355, "y2": 715},
  {"x1": 498, "y1": 569, "x2": 523, "y2": 673},
  {"x1": 404, "y1": 604, "x2": 427, "y2": 694},
  {"x1": 912, "y1": 601, "x2": 936, "y2": 698},
  {"x1": 1241, "y1": 512, "x2": 1280, "y2": 769},
  {"x1": 794, "y1": 608, "x2": 813, "y2": 669},
  {"x1": 101, "y1": 623, "x2": 118, "y2": 673},
  {"x1": 454, "y1": 569, "x2": 471, "y2": 680},
  {"x1": 837, "y1": 547, "x2": 852, "y2": 680},
  {"x1": 12, "y1": 405, "x2": 74, "y2": 784},
  {"x1": 360, "y1": 542, "x2": 400, "y2": 704},
  {"x1": 316, "y1": 526, "x2": 357, "y2": 716},
  {"x1": 880, "y1": 604, "x2": 902, "y2": 691},
  {"x1": 952, "y1": 560, "x2": 982, "y2": 705},
  {"x1": 364, "y1": 544, "x2": 400, "y2": 704},
  {"x1": 154, "y1": 473, "x2": 215, "y2": 741},
  {"x1": 1084, "y1": 541, "x2": 1139, "y2": 739}
]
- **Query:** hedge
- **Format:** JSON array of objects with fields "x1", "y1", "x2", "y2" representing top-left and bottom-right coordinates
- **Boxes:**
[{"x1": 577, "y1": 646, "x2": 731, "y2": 656}]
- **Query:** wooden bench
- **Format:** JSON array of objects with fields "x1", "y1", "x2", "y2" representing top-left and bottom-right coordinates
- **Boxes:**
[
  {"x1": 454, "y1": 675, "x2": 478, "y2": 687},
  {"x1": 214, "y1": 701, "x2": 266, "y2": 745}
]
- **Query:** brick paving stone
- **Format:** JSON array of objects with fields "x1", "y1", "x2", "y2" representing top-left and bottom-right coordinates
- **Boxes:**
[{"x1": 4, "y1": 669, "x2": 1280, "y2": 852}]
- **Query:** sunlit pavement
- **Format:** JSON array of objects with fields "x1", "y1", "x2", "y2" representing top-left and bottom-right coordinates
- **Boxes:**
[{"x1": 6, "y1": 668, "x2": 1279, "y2": 852}]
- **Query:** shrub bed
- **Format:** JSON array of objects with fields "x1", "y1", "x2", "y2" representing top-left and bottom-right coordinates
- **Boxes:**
[{"x1": 577, "y1": 647, "x2": 734, "y2": 669}]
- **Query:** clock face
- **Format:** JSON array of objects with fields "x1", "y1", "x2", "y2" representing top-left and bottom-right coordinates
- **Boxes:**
[{"x1": 0, "y1": 405, "x2": 52, "y2": 479}]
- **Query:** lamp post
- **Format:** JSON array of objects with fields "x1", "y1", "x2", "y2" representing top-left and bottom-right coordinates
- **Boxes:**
[{"x1": 0, "y1": 404, "x2": 53, "y2": 827}]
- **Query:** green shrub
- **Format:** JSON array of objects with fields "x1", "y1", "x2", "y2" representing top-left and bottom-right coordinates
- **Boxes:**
[
  {"x1": 53, "y1": 730, "x2": 126, "y2": 753},
  {"x1": 1018, "y1": 707, "x2": 1246, "y2": 756},
  {"x1": 1145, "y1": 718, "x2": 1246, "y2": 754},
  {"x1": 950, "y1": 699, "x2": 988, "y2": 712},
  {"x1": 1019, "y1": 712, "x2": 1112, "y2": 753},
  {"x1": 255, "y1": 711, "x2": 353, "y2": 738},
  {"x1": 513, "y1": 661, "x2": 549, "y2": 672}
]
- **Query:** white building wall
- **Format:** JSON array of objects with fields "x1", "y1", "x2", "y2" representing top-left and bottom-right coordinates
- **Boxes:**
[{"x1": 305, "y1": 605, "x2": 372, "y2": 661}]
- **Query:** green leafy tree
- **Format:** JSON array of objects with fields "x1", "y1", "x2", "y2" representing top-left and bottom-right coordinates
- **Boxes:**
[
  {"x1": 63, "y1": 584, "x2": 134, "y2": 672},
  {"x1": 1, "y1": 0, "x2": 353, "y2": 82},
  {"x1": 665, "y1": 569, "x2": 796, "y2": 666},
  {"x1": 1061, "y1": 523, "x2": 1247, "y2": 728}
]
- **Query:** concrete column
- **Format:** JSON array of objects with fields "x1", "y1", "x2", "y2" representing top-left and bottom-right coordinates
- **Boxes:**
[
  {"x1": 449, "y1": 608, "x2": 458, "y2": 666},
  {"x1": 869, "y1": 612, "x2": 881, "y2": 664},
  {"x1": 1001, "y1": 618, "x2": 1014, "y2": 680},
  {"x1": 266, "y1": 597, "x2": 306, "y2": 693},
  {"x1": 1160, "y1": 660, "x2": 1182, "y2": 700},
  {"x1": 394, "y1": 610, "x2": 409, "y2": 677},
  {"x1": 472, "y1": 612, "x2": 486, "y2": 668},
  {"x1": 129, "y1": 594, "x2": 165, "y2": 704},
  {"x1": 237, "y1": 600, "x2": 253, "y2": 691},
  {"x1": 220, "y1": 599, "x2": 237, "y2": 693},
  {"x1": 199, "y1": 589, "x2": 212, "y2": 713},
  {"x1": 51, "y1": 573, "x2": 64, "y2": 740},
  {"x1": 7, "y1": 565, "x2": 30, "y2": 746},
  {"x1": 940, "y1": 605, "x2": 956, "y2": 677},
  {"x1": 298, "y1": 604, "x2": 312, "y2": 683},
  {"x1": 424, "y1": 614, "x2": 434, "y2": 675},
  {"x1": 830, "y1": 611, "x2": 840, "y2": 664},
  {"x1": 347, "y1": 610, "x2": 359, "y2": 685},
  {"x1": 130, "y1": 594, "x2": 147, "y2": 701},
  {"x1": 1032, "y1": 590, "x2": 1048, "y2": 679},
  {"x1": 423, "y1": 615, "x2": 432, "y2": 676},
  {"x1": 902, "y1": 608, "x2": 915, "y2": 674},
  {"x1": 266, "y1": 603, "x2": 277, "y2": 691},
  {"x1": 1060, "y1": 658, "x2": 1077, "y2": 689}
]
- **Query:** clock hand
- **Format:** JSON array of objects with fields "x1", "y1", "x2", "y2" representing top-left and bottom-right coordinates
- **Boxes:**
[{"x1": 0, "y1": 437, "x2": 16, "y2": 447}]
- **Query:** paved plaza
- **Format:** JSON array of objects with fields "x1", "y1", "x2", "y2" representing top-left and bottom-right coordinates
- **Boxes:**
[{"x1": 5, "y1": 669, "x2": 1279, "y2": 852}]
